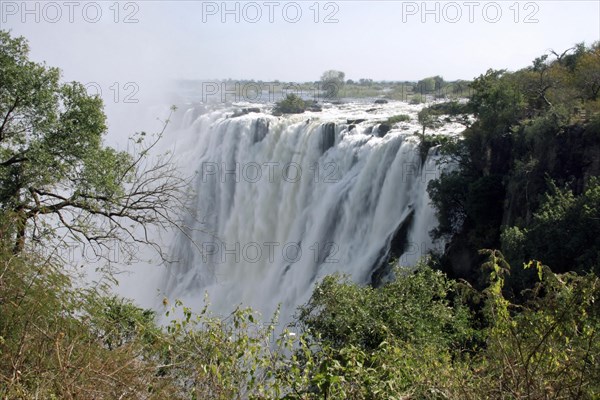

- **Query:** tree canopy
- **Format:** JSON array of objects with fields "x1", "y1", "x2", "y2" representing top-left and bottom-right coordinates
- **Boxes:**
[
  {"x1": 427, "y1": 41, "x2": 600, "y2": 282},
  {"x1": 0, "y1": 30, "x2": 188, "y2": 260},
  {"x1": 320, "y1": 70, "x2": 345, "y2": 99}
]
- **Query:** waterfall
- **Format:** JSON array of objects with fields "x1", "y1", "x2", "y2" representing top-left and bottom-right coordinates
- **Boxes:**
[{"x1": 161, "y1": 101, "x2": 460, "y2": 322}]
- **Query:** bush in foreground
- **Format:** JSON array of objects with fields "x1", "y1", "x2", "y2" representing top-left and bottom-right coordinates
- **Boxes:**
[{"x1": 1, "y1": 239, "x2": 598, "y2": 399}]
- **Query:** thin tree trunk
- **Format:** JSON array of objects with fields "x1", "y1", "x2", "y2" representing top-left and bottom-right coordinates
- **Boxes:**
[{"x1": 13, "y1": 212, "x2": 26, "y2": 254}]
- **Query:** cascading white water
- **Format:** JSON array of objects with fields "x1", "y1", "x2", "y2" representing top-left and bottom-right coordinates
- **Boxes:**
[{"x1": 162, "y1": 101, "x2": 462, "y2": 322}]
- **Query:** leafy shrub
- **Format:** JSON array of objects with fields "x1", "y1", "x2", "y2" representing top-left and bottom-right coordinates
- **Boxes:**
[
  {"x1": 0, "y1": 245, "x2": 179, "y2": 399},
  {"x1": 2, "y1": 239, "x2": 599, "y2": 399},
  {"x1": 473, "y1": 250, "x2": 600, "y2": 398},
  {"x1": 272, "y1": 94, "x2": 307, "y2": 115},
  {"x1": 297, "y1": 262, "x2": 474, "y2": 352},
  {"x1": 502, "y1": 177, "x2": 600, "y2": 274},
  {"x1": 429, "y1": 100, "x2": 472, "y2": 116},
  {"x1": 286, "y1": 262, "x2": 475, "y2": 398},
  {"x1": 386, "y1": 114, "x2": 410, "y2": 124},
  {"x1": 410, "y1": 95, "x2": 425, "y2": 104},
  {"x1": 419, "y1": 133, "x2": 453, "y2": 159}
]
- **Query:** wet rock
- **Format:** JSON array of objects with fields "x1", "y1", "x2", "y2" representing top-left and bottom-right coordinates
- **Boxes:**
[
  {"x1": 347, "y1": 118, "x2": 367, "y2": 124},
  {"x1": 231, "y1": 107, "x2": 261, "y2": 118},
  {"x1": 376, "y1": 123, "x2": 391, "y2": 137}
]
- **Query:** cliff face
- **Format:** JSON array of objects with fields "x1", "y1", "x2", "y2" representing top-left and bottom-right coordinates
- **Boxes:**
[
  {"x1": 440, "y1": 119, "x2": 600, "y2": 281},
  {"x1": 503, "y1": 122, "x2": 600, "y2": 226}
]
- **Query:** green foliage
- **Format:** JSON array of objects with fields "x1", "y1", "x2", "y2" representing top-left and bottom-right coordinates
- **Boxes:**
[
  {"x1": 287, "y1": 253, "x2": 600, "y2": 399},
  {"x1": 415, "y1": 76, "x2": 445, "y2": 94},
  {"x1": 385, "y1": 114, "x2": 410, "y2": 124},
  {"x1": 272, "y1": 93, "x2": 307, "y2": 115},
  {"x1": 0, "y1": 243, "x2": 179, "y2": 399},
  {"x1": 1, "y1": 235, "x2": 599, "y2": 399},
  {"x1": 409, "y1": 94, "x2": 425, "y2": 104},
  {"x1": 573, "y1": 42, "x2": 600, "y2": 101},
  {"x1": 289, "y1": 262, "x2": 477, "y2": 398},
  {"x1": 298, "y1": 262, "x2": 474, "y2": 352},
  {"x1": 500, "y1": 225, "x2": 528, "y2": 266},
  {"x1": 429, "y1": 42, "x2": 600, "y2": 280},
  {"x1": 417, "y1": 107, "x2": 443, "y2": 137},
  {"x1": 473, "y1": 251, "x2": 600, "y2": 398},
  {"x1": 428, "y1": 170, "x2": 469, "y2": 239},
  {"x1": 86, "y1": 295, "x2": 159, "y2": 351},
  {"x1": 0, "y1": 241, "x2": 290, "y2": 399},
  {"x1": 279, "y1": 337, "x2": 471, "y2": 399},
  {"x1": 0, "y1": 30, "x2": 188, "y2": 259},
  {"x1": 157, "y1": 299, "x2": 290, "y2": 399},
  {"x1": 429, "y1": 171, "x2": 504, "y2": 249},
  {"x1": 418, "y1": 133, "x2": 453, "y2": 160},
  {"x1": 320, "y1": 70, "x2": 345, "y2": 99},
  {"x1": 0, "y1": 30, "x2": 112, "y2": 207},
  {"x1": 448, "y1": 80, "x2": 472, "y2": 97},
  {"x1": 465, "y1": 175, "x2": 506, "y2": 244},
  {"x1": 469, "y1": 69, "x2": 526, "y2": 137},
  {"x1": 428, "y1": 99, "x2": 473, "y2": 118},
  {"x1": 502, "y1": 177, "x2": 600, "y2": 274},
  {"x1": 415, "y1": 77, "x2": 436, "y2": 93}
]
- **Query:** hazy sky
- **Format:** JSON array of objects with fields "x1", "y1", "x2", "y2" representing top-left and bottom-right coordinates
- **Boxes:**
[{"x1": 2, "y1": 1, "x2": 599, "y2": 83}]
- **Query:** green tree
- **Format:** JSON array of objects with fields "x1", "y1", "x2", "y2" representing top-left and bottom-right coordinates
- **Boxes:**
[
  {"x1": 475, "y1": 250, "x2": 600, "y2": 398},
  {"x1": 0, "y1": 30, "x2": 188, "y2": 259},
  {"x1": 525, "y1": 54, "x2": 555, "y2": 110},
  {"x1": 0, "y1": 238, "x2": 182, "y2": 399},
  {"x1": 417, "y1": 107, "x2": 441, "y2": 139},
  {"x1": 273, "y1": 93, "x2": 307, "y2": 115},
  {"x1": 469, "y1": 69, "x2": 526, "y2": 137},
  {"x1": 297, "y1": 262, "x2": 474, "y2": 353},
  {"x1": 502, "y1": 177, "x2": 600, "y2": 274},
  {"x1": 415, "y1": 76, "x2": 444, "y2": 94},
  {"x1": 450, "y1": 79, "x2": 471, "y2": 96},
  {"x1": 415, "y1": 77, "x2": 435, "y2": 94},
  {"x1": 427, "y1": 42, "x2": 600, "y2": 281},
  {"x1": 574, "y1": 42, "x2": 600, "y2": 101},
  {"x1": 320, "y1": 70, "x2": 345, "y2": 99}
]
